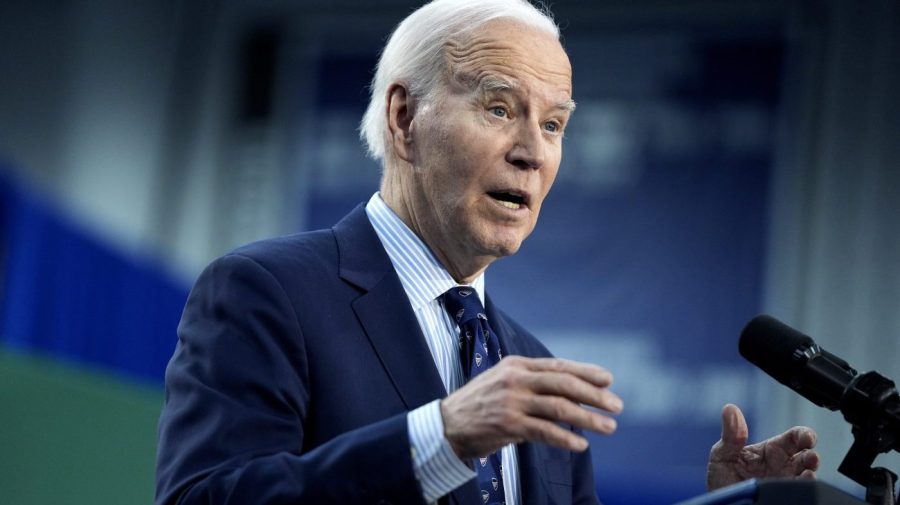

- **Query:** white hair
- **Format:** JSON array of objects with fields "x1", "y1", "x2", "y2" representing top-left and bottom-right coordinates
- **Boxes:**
[{"x1": 359, "y1": 0, "x2": 560, "y2": 162}]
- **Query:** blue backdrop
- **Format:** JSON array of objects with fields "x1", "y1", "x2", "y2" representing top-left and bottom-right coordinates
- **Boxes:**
[{"x1": 0, "y1": 166, "x2": 188, "y2": 385}]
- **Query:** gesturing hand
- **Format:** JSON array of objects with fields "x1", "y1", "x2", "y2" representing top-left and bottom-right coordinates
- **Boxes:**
[
  {"x1": 439, "y1": 356, "x2": 623, "y2": 459},
  {"x1": 707, "y1": 404, "x2": 820, "y2": 490}
]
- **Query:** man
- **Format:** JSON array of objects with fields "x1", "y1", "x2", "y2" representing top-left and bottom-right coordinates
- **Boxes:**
[{"x1": 155, "y1": 1, "x2": 820, "y2": 504}]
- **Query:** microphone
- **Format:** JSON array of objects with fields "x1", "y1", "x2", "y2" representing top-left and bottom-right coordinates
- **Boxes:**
[
  {"x1": 739, "y1": 314, "x2": 900, "y2": 490},
  {"x1": 739, "y1": 314, "x2": 860, "y2": 411},
  {"x1": 739, "y1": 314, "x2": 900, "y2": 426}
]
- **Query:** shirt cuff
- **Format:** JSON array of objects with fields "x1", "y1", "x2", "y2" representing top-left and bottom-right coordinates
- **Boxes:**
[{"x1": 407, "y1": 399, "x2": 475, "y2": 502}]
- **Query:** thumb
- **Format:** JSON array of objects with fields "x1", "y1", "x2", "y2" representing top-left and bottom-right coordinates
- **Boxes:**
[{"x1": 716, "y1": 403, "x2": 749, "y2": 460}]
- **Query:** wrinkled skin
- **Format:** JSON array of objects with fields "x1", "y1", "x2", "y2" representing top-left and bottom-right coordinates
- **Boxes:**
[
  {"x1": 381, "y1": 19, "x2": 572, "y2": 283},
  {"x1": 707, "y1": 404, "x2": 820, "y2": 490}
]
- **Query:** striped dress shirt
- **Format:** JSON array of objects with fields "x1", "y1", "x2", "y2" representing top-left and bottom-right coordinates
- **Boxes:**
[{"x1": 365, "y1": 193, "x2": 521, "y2": 505}]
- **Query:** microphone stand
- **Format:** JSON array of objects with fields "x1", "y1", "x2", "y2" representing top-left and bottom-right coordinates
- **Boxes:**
[{"x1": 836, "y1": 371, "x2": 900, "y2": 505}]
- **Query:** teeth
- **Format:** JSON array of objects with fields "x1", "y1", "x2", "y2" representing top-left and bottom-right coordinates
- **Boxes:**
[{"x1": 498, "y1": 200, "x2": 521, "y2": 210}]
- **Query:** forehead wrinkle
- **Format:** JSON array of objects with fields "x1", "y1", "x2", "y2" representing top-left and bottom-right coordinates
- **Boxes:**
[
  {"x1": 448, "y1": 61, "x2": 571, "y2": 102},
  {"x1": 449, "y1": 51, "x2": 571, "y2": 86},
  {"x1": 443, "y1": 33, "x2": 571, "y2": 95}
]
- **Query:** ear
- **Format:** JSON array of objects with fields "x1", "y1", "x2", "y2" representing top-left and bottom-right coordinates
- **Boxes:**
[{"x1": 386, "y1": 83, "x2": 415, "y2": 162}]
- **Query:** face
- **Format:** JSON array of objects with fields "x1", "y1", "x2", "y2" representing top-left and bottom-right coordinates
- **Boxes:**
[{"x1": 398, "y1": 20, "x2": 573, "y2": 279}]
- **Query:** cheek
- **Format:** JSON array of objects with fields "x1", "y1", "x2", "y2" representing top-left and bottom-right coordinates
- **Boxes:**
[
  {"x1": 434, "y1": 151, "x2": 483, "y2": 198},
  {"x1": 422, "y1": 166, "x2": 472, "y2": 221}
]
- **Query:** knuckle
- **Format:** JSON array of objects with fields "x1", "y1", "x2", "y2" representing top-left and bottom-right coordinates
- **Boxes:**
[
  {"x1": 497, "y1": 368, "x2": 522, "y2": 389},
  {"x1": 534, "y1": 424, "x2": 557, "y2": 444},
  {"x1": 503, "y1": 355, "x2": 525, "y2": 368},
  {"x1": 494, "y1": 373, "x2": 512, "y2": 389},
  {"x1": 548, "y1": 358, "x2": 567, "y2": 372},
  {"x1": 522, "y1": 421, "x2": 541, "y2": 440},
  {"x1": 494, "y1": 411, "x2": 514, "y2": 430},
  {"x1": 550, "y1": 397, "x2": 570, "y2": 420},
  {"x1": 561, "y1": 375, "x2": 583, "y2": 395}
]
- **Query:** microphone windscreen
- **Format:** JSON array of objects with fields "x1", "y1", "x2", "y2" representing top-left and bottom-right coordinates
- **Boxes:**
[{"x1": 739, "y1": 314, "x2": 815, "y2": 384}]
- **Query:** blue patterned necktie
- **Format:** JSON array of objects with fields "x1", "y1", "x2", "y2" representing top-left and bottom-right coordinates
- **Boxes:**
[{"x1": 442, "y1": 287, "x2": 505, "y2": 505}]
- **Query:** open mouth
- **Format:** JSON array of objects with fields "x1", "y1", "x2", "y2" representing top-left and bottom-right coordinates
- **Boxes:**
[{"x1": 487, "y1": 191, "x2": 527, "y2": 210}]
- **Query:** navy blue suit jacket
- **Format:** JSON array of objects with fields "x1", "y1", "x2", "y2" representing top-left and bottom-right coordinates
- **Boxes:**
[{"x1": 156, "y1": 205, "x2": 599, "y2": 505}]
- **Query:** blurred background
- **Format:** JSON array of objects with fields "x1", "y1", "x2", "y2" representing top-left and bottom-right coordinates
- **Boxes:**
[{"x1": 1, "y1": 0, "x2": 898, "y2": 503}]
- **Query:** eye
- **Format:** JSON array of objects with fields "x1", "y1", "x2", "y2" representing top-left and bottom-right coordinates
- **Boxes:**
[
  {"x1": 489, "y1": 106, "x2": 508, "y2": 118},
  {"x1": 543, "y1": 121, "x2": 562, "y2": 133}
]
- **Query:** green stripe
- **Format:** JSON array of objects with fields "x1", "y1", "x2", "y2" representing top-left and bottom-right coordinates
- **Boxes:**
[{"x1": 0, "y1": 346, "x2": 162, "y2": 504}]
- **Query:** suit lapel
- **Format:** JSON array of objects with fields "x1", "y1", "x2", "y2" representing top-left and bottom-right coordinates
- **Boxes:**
[
  {"x1": 484, "y1": 295, "x2": 522, "y2": 359},
  {"x1": 335, "y1": 206, "x2": 487, "y2": 505},
  {"x1": 334, "y1": 206, "x2": 447, "y2": 410},
  {"x1": 334, "y1": 207, "x2": 553, "y2": 505}
]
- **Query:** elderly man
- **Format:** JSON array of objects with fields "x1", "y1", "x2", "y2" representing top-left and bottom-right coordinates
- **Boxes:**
[{"x1": 155, "y1": 0, "x2": 819, "y2": 504}]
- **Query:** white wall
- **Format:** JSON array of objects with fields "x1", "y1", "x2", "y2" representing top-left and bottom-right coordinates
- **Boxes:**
[{"x1": 764, "y1": 0, "x2": 900, "y2": 492}]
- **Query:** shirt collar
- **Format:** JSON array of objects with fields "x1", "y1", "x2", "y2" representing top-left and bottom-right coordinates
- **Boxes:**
[{"x1": 365, "y1": 192, "x2": 485, "y2": 311}]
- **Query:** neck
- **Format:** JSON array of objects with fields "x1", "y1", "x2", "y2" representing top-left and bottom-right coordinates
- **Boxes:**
[{"x1": 380, "y1": 163, "x2": 492, "y2": 284}]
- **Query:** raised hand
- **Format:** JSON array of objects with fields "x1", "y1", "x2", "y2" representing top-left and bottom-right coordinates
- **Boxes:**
[
  {"x1": 707, "y1": 404, "x2": 820, "y2": 490},
  {"x1": 440, "y1": 356, "x2": 623, "y2": 458}
]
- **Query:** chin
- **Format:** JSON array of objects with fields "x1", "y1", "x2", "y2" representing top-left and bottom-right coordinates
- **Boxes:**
[
  {"x1": 481, "y1": 234, "x2": 526, "y2": 259},
  {"x1": 466, "y1": 221, "x2": 532, "y2": 259}
]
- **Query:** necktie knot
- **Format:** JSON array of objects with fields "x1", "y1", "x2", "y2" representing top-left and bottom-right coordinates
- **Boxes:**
[{"x1": 441, "y1": 287, "x2": 488, "y2": 326}]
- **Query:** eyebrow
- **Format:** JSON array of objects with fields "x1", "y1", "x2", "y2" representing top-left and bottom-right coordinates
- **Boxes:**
[
  {"x1": 481, "y1": 76, "x2": 514, "y2": 93},
  {"x1": 558, "y1": 99, "x2": 577, "y2": 113},
  {"x1": 477, "y1": 76, "x2": 576, "y2": 113}
]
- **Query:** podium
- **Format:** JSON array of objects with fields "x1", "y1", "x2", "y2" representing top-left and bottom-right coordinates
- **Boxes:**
[{"x1": 674, "y1": 479, "x2": 867, "y2": 505}]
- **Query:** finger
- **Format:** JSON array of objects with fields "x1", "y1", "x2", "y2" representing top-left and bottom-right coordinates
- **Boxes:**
[
  {"x1": 516, "y1": 357, "x2": 614, "y2": 388},
  {"x1": 803, "y1": 449, "x2": 820, "y2": 471},
  {"x1": 769, "y1": 426, "x2": 818, "y2": 455},
  {"x1": 525, "y1": 371, "x2": 623, "y2": 413},
  {"x1": 789, "y1": 449, "x2": 820, "y2": 474},
  {"x1": 713, "y1": 404, "x2": 748, "y2": 460},
  {"x1": 518, "y1": 415, "x2": 591, "y2": 452},
  {"x1": 524, "y1": 394, "x2": 618, "y2": 434},
  {"x1": 799, "y1": 469, "x2": 817, "y2": 480},
  {"x1": 721, "y1": 404, "x2": 748, "y2": 447}
]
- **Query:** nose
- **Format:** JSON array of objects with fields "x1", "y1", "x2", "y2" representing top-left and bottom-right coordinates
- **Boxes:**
[{"x1": 505, "y1": 121, "x2": 546, "y2": 170}]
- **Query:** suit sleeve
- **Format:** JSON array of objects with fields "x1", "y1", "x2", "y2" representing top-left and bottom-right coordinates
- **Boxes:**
[{"x1": 155, "y1": 253, "x2": 425, "y2": 505}]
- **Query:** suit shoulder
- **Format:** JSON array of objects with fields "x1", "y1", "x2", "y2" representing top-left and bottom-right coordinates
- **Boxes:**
[{"x1": 222, "y1": 229, "x2": 339, "y2": 281}]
